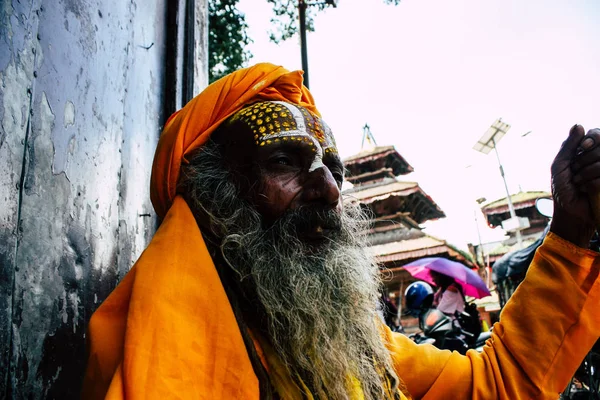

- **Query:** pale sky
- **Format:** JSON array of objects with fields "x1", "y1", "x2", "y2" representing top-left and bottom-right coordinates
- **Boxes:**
[{"x1": 238, "y1": 0, "x2": 600, "y2": 250}]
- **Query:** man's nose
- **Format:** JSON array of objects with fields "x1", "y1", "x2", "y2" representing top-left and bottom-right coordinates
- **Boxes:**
[{"x1": 301, "y1": 167, "x2": 341, "y2": 209}]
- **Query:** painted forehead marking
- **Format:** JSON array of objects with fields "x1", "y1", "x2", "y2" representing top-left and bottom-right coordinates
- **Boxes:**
[{"x1": 232, "y1": 101, "x2": 338, "y2": 155}]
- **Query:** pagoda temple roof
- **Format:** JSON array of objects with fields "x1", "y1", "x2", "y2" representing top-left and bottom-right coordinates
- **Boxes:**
[
  {"x1": 370, "y1": 235, "x2": 446, "y2": 261},
  {"x1": 344, "y1": 146, "x2": 414, "y2": 184},
  {"x1": 482, "y1": 191, "x2": 551, "y2": 215},
  {"x1": 481, "y1": 191, "x2": 551, "y2": 231},
  {"x1": 344, "y1": 179, "x2": 445, "y2": 224},
  {"x1": 347, "y1": 180, "x2": 419, "y2": 202},
  {"x1": 368, "y1": 234, "x2": 477, "y2": 269}
]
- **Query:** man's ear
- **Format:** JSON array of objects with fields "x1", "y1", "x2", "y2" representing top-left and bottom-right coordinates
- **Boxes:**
[{"x1": 212, "y1": 120, "x2": 259, "y2": 197}]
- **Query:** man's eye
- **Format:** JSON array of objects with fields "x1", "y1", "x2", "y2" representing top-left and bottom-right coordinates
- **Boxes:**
[{"x1": 271, "y1": 156, "x2": 293, "y2": 166}]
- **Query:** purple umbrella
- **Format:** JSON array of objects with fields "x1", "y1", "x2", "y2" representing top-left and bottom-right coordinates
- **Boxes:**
[{"x1": 403, "y1": 257, "x2": 491, "y2": 299}]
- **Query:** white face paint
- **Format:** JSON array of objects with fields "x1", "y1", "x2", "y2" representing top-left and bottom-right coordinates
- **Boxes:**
[
  {"x1": 239, "y1": 101, "x2": 337, "y2": 174},
  {"x1": 271, "y1": 102, "x2": 327, "y2": 173},
  {"x1": 307, "y1": 136, "x2": 325, "y2": 172}
]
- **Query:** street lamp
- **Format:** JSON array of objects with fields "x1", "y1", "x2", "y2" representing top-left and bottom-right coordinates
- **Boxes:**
[
  {"x1": 473, "y1": 119, "x2": 525, "y2": 249},
  {"x1": 474, "y1": 197, "x2": 487, "y2": 266},
  {"x1": 298, "y1": 0, "x2": 338, "y2": 89}
]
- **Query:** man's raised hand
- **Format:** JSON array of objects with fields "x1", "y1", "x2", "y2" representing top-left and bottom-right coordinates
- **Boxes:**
[{"x1": 550, "y1": 125, "x2": 600, "y2": 248}]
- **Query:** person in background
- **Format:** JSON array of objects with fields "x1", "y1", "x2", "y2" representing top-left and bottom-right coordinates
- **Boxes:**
[
  {"x1": 380, "y1": 292, "x2": 402, "y2": 332},
  {"x1": 430, "y1": 270, "x2": 466, "y2": 316}
]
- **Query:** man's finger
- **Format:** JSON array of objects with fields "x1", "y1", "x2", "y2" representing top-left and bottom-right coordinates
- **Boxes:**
[
  {"x1": 572, "y1": 146, "x2": 600, "y2": 172},
  {"x1": 577, "y1": 128, "x2": 600, "y2": 154},
  {"x1": 555, "y1": 124, "x2": 585, "y2": 162},
  {"x1": 580, "y1": 129, "x2": 600, "y2": 229}
]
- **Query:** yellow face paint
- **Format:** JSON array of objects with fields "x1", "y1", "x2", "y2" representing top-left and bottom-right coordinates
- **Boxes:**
[{"x1": 231, "y1": 101, "x2": 338, "y2": 157}]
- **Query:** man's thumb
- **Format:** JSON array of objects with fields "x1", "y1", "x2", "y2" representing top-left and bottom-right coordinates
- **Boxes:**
[{"x1": 556, "y1": 124, "x2": 585, "y2": 161}]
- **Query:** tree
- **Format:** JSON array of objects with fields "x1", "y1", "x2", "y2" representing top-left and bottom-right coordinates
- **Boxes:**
[
  {"x1": 208, "y1": 0, "x2": 402, "y2": 82},
  {"x1": 208, "y1": 0, "x2": 252, "y2": 82},
  {"x1": 264, "y1": 0, "x2": 324, "y2": 44},
  {"x1": 264, "y1": 0, "x2": 401, "y2": 44}
]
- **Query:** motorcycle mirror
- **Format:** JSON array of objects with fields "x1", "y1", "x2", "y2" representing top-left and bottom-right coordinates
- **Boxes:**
[{"x1": 535, "y1": 198, "x2": 553, "y2": 218}]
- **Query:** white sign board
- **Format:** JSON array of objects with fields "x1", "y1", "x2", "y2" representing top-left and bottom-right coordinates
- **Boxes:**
[{"x1": 501, "y1": 216, "x2": 530, "y2": 232}]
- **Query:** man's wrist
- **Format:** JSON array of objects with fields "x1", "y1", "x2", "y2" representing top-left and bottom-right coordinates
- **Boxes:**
[{"x1": 550, "y1": 209, "x2": 596, "y2": 249}]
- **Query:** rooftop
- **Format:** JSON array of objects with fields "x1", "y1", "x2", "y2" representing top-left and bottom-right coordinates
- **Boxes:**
[
  {"x1": 369, "y1": 234, "x2": 477, "y2": 268},
  {"x1": 345, "y1": 180, "x2": 420, "y2": 202},
  {"x1": 344, "y1": 180, "x2": 445, "y2": 223},
  {"x1": 343, "y1": 146, "x2": 414, "y2": 179},
  {"x1": 369, "y1": 235, "x2": 448, "y2": 261},
  {"x1": 482, "y1": 191, "x2": 551, "y2": 214}
]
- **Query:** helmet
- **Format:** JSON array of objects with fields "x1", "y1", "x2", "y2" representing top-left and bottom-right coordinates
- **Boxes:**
[{"x1": 404, "y1": 281, "x2": 434, "y2": 317}]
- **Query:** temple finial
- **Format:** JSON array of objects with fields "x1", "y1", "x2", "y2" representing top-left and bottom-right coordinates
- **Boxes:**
[{"x1": 361, "y1": 123, "x2": 378, "y2": 150}]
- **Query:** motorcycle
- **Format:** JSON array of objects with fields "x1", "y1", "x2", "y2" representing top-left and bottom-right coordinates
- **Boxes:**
[
  {"x1": 404, "y1": 279, "x2": 491, "y2": 354},
  {"x1": 409, "y1": 307, "x2": 491, "y2": 354}
]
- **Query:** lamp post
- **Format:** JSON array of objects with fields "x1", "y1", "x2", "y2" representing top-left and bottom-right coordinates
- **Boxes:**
[
  {"x1": 474, "y1": 197, "x2": 487, "y2": 266},
  {"x1": 298, "y1": 0, "x2": 338, "y2": 89},
  {"x1": 473, "y1": 119, "x2": 524, "y2": 249}
]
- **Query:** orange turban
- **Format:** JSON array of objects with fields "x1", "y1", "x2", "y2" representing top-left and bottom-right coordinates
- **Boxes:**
[{"x1": 150, "y1": 62, "x2": 319, "y2": 218}]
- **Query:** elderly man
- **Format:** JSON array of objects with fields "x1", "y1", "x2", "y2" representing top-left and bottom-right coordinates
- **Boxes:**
[{"x1": 83, "y1": 63, "x2": 600, "y2": 400}]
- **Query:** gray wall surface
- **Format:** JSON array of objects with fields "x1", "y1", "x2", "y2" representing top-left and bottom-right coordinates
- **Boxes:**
[{"x1": 0, "y1": 0, "x2": 208, "y2": 398}]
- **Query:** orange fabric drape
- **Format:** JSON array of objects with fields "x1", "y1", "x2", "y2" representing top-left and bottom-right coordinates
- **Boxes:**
[
  {"x1": 82, "y1": 196, "x2": 260, "y2": 400},
  {"x1": 150, "y1": 62, "x2": 318, "y2": 219}
]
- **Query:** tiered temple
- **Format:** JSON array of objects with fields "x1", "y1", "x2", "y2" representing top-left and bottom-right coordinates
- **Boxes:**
[
  {"x1": 343, "y1": 126, "x2": 477, "y2": 330},
  {"x1": 478, "y1": 191, "x2": 551, "y2": 263}
]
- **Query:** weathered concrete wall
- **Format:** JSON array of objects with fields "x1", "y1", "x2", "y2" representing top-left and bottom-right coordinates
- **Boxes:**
[{"x1": 0, "y1": 0, "x2": 208, "y2": 398}]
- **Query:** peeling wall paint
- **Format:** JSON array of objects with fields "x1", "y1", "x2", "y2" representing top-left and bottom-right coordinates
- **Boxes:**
[{"x1": 0, "y1": 0, "x2": 208, "y2": 397}]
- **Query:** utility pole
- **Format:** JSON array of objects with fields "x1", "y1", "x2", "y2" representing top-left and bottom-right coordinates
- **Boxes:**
[
  {"x1": 474, "y1": 208, "x2": 485, "y2": 265},
  {"x1": 491, "y1": 135, "x2": 523, "y2": 248},
  {"x1": 297, "y1": 0, "x2": 338, "y2": 89},
  {"x1": 299, "y1": 0, "x2": 310, "y2": 88}
]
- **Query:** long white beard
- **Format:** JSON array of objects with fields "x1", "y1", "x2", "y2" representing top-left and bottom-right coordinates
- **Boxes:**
[{"x1": 181, "y1": 141, "x2": 400, "y2": 399}]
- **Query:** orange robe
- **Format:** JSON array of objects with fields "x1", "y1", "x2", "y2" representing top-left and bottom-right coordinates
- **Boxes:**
[{"x1": 82, "y1": 196, "x2": 600, "y2": 399}]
